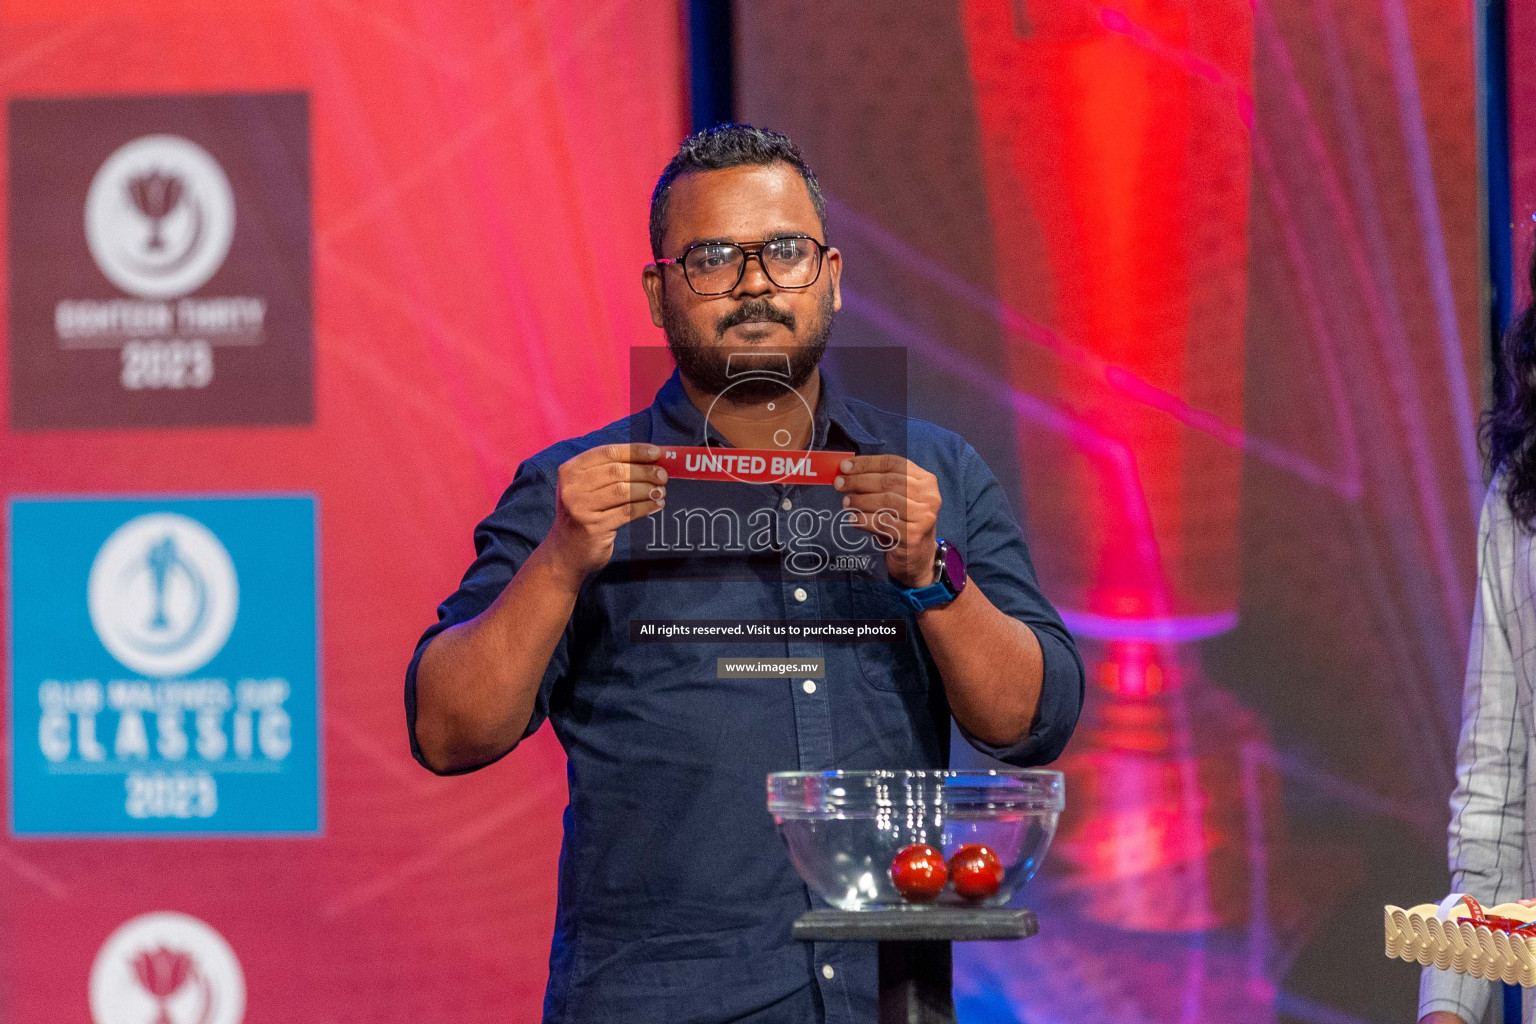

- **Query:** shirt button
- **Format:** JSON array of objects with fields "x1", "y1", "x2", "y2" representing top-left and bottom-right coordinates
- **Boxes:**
[
  {"x1": 822, "y1": 964, "x2": 835, "y2": 980},
  {"x1": 781, "y1": 498, "x2": 793, "y2": 511},
  {"x1": 793, "y1": 587, "x2": 808, "y2": 602},
  {"x1": 802, "y1": 679, "x2": 817, "y2": 694}
]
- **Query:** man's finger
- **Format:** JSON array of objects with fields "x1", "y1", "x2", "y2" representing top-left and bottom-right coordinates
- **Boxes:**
[
  {"x1": 838, "y1": 454, "x2": 907, "y2": 476},
  {"x1": 835, "y1": 470, "x2": 910, "y2": 494},
  {"x1": 579, "y1": 442, "x2": 663, "y2": 466},
  {"x1": 596, "y1": 495, "x2": 666, "y2": 529},
  {"x1": 839, "y1": 508, "x2": 891, "y2": 531},
  {"x1": 837, "y1": 506, "x2": 915, "y2": 534},
  {"x1": 615, "y1": 495, "x2": 666, "y2": 523},
  {"x1": 840, "y1": 492, "x2": 932, "y2": 517},
  {"x1": 592, "y1": 461, "x2": 669, "y2": 485},
  {"x1": 584, "y1": 480, "x2": 666, "y2": 512}
]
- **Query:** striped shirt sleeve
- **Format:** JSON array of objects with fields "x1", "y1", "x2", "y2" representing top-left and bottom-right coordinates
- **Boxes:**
[{"x1": 1421, "y1": 482, "x2": 1531, "y2": 1023}]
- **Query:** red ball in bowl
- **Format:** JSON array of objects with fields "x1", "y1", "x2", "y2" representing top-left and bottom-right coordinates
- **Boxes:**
[
  {"x1": 889, "y1": 843, "x2": 947, "y2": 902},
  {"x1": 947, "y1": 844, "x2": 1004, "y2": 901}
]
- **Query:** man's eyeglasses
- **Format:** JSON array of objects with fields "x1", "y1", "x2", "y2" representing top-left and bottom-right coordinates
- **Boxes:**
[{"x1": 655, "y1": 236, "x2": 828, "y2": 296}]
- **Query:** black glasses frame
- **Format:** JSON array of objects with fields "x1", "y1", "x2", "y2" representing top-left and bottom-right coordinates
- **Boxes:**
[{"x1": 655, "y1": 235, "x2": 829, "y2": 296}]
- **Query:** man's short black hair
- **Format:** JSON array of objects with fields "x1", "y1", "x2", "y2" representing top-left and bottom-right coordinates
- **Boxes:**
[{"x1": 649, "y1": 123, "x2": 828, "y2": 259}]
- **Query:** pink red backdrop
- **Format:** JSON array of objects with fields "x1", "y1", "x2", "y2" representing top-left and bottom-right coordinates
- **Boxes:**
[
  {"x1": 0, "y1": 0, "x2": 1508, "y2": 1022},
  {"x1": 1, "y1": 1, "x2": 681, "y2": 1021},
  {"x1": 741, "y1": 1, "x2": 1482, "y2": 1022},
  {"x1": 1514, "y1": 0, "x2": 1536, "y2": 313}
]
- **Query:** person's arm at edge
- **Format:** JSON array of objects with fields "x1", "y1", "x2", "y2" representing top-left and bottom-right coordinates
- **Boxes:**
[{"x1": 1420, "y1": 484, "x2": 1529, "y2": 1024}]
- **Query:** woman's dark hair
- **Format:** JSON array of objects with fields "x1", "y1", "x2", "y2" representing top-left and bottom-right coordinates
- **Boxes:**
[
  {"x1": 649, "y1": 123, "x2": 827, "y2": 259},
  {"x1": 1484, "y1": 246, "x2": 1536, "y2": 527}
]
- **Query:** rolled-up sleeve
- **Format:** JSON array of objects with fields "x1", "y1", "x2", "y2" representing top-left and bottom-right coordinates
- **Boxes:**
[
  {"x1": 404, "y1": 457, "x2": 572, "y2": 774},
  {"x1": 952, "y1": 443, "x2": 1084, "y2": 767},
  {"x1": 1420, "y1": 484, "x2": 1532, "y2": 1022}
]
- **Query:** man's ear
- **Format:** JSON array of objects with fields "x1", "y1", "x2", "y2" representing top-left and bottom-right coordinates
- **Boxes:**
[
  {"x1": 642, "y1": 264, "x2": 666, "y2": 328},
  {"x1": 827, "y1": 246, "x2": 843, "y2": 313}
]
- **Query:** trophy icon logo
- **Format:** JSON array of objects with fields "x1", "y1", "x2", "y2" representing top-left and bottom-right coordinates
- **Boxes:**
[
  {"x1": 126, "y1": 170, "x2": 187, "y2": 253},
  {"x1": 144, "y1": 534, "x2": 204, "y2": 634},
  {"x1": 130, "y1": 946, "x2": 211, "y2": 1024},
  {"x1": 88, "y1": 512, "x2": 238, "y2": 679},
  {"x1": 91, "y1": 913, "x2": 244, "y2": 1024},
  {"x1": 85, "y1": 134, "x2": 235, "y2": 299}
]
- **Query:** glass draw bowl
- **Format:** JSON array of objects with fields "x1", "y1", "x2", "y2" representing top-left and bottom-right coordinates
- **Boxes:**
[{"x1": 767, "y1": 769, "x2": 1064, "y2": 911}]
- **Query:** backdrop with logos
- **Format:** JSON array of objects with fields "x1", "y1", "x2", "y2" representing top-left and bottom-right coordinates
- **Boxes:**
[
  {"x1": 0, "y1": 1, "x2": 1521, "y2": 1023},
  {"x1": 0, "y1": 2, "x2": 681, "y2": 1022}
]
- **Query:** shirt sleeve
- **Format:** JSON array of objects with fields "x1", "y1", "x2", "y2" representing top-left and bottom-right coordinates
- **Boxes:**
[
  {"x1": 404, "y1": 457, "x2": 573, "y2": 775},
  {"x1": 949, "y1": 442, "x2": 1085, "y2": 767},
  {"x1": 1420, "y1": 482, "x2": 1531, "y2": 1022}
]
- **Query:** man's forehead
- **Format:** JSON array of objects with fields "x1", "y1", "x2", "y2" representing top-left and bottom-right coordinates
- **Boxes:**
[{"x1": 663, "y1": 163, "x2": 820, "y2": 246}]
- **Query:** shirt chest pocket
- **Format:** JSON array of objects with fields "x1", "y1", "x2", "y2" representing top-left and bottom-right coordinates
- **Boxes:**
[{"x1": 846, "y1": 578, "x2": 929, "y2": 692}]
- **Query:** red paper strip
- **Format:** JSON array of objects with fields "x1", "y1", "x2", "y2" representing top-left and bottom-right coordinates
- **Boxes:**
[{"x1": 657, "y1": 445, "x2": 855, "y2": 485}]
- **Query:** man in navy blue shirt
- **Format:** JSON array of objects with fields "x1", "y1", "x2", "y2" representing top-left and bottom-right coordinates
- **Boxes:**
[{"x1": 406, "y1": 124, "x2": 1083, "y2": 1023}]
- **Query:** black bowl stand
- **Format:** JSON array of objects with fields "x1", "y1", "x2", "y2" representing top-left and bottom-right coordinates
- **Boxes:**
[{"x1": 792, "y1": 906, "x2": 1038, "y2": 1024}]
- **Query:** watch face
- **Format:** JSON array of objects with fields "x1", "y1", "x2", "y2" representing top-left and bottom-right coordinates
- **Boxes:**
[{"x1": 940, "y1": 543, "x2": 966, "y2": 591}]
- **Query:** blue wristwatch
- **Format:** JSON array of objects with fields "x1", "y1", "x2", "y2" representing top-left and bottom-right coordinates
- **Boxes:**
[{"x1": 895, "y1": 539, "x2": 966, "y2": 611}]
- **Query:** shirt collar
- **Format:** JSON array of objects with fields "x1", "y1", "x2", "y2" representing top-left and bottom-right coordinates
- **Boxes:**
[{"x1": 649, "y1": 365, "x2": 885, "y2": 453}]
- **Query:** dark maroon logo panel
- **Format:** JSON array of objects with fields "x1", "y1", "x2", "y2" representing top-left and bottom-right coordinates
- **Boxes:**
[{"x1": 8, "y1": 93, "x2": 312, "y2": 428}]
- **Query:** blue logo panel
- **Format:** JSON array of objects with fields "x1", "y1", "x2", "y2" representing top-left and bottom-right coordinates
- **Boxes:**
[{"x1": 8, "y1": 496, "x2": 320, "y2": 835}]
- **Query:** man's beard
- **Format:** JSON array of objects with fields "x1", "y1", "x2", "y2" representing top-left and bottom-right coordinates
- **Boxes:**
[{"x1": 662, "y1": 289, "x2": 833, "y2": 402}]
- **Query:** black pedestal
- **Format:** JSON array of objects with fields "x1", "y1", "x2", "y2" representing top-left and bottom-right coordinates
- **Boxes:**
[{"x1": 792, "y1": 907, "x2": 1038, "y2": 1024}]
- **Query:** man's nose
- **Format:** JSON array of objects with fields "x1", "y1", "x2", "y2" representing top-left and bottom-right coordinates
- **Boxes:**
[{"x1": 732, "y1": 251, "x2": 776, "y2": 298}]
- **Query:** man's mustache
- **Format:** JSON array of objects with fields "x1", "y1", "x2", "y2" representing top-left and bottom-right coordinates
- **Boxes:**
[{"x1": 717, "y1": 300, "x2": 795, "y2": 336}]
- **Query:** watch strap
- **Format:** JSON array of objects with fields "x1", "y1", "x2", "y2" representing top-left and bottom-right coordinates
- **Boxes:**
[
  {"x1": 894, "y1": 539, "x2": 960, "y2": 610},
  {"x1": 900, "y1": 580, "x2": 956, "y2": 611}
]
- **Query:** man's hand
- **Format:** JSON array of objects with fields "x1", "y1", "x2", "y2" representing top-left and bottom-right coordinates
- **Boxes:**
[
  {"x1": 543, "y1": 443, "x2": 667, "y2": 581},
  {"x1": 833, "y1": 454, "x2": 941, "y2": 587}
]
